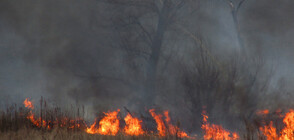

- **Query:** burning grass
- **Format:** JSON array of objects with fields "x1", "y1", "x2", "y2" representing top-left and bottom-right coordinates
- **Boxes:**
[
  {"x1": 0, "y1": 127, "x2": 181, "y2": 140},
  {"x1": 201, "y1": 111, "x2": 239, "y2": 140},
  {"x1": 258, "y1": 109, "x2": 294, "y2": 140},
  {"x1": 86, "y1": 109, "x2": 120, "y2": 135},
  {"x1": 21, "y1": 98, "x2": 193, "y2": 139},
  {"x1": 7, "y1": 97, "x2": 294, "y2": 140},
  {"x1": 0, "y1": 98, "x2": 196, "y2": 140}
]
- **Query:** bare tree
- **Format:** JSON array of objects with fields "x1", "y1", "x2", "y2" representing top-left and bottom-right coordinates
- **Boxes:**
[
  {"x1": 181, "y1": 44, "x2": 272, "y2": 131},
  {"x1": 93, "y1": 0, "x2": 198, "y2": 107}
]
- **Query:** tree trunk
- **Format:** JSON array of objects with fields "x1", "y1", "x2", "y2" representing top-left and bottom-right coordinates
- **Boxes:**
[{"x1": 144, "y1": 0, "x2": 171, "y2": 106}]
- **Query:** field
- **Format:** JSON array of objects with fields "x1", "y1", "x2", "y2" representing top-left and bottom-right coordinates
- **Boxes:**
[
  {"x1": 0, "y1": 128, "x2": 185, "y2": 140},
  {"x1": 1, "y1": 98, "x2": 294, "y2": 140},
  {"x1": 0, "y1": 99, "x2": 194, "y2": 140}
]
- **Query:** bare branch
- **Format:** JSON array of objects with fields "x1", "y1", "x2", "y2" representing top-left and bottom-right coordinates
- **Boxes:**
[
  {"x1": 118, "y1": 31, "x2": 150, "y2": 60},
  {"x1": 135, "y1": 19, "x2": 153, "y2": 44}
]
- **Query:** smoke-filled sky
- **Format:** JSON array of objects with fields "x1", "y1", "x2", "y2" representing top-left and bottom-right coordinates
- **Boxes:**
[{"x1": 1, "y1": 0, "x2": 294, "y2": 128}]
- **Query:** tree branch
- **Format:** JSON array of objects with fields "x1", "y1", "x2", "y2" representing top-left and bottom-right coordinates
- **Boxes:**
[{"x1": 135, "y1": 19, "x2": 153, "y2": 44}]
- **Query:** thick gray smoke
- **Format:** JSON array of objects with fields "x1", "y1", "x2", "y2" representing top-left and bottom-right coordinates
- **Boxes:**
[{"x1": 1, "y1": 0, "x2": 294, "y2": 132}]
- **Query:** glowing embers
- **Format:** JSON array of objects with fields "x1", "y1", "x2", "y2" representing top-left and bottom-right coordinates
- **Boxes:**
[
  {"x1": 123, "y1": 113, "x2": 145, "y2": 136},
  {"x1": 86, "y1": 109, "x2": 120, "y2": 135},
  {"x1": 201, "y1": 111, "x2": 239, "y2": 140},
  {"x1": 149, "y1": 109, "x2": 190, "y2": 138},
  {"x1": 259, "y1": 109, "x2": 294, "y2": 140}
]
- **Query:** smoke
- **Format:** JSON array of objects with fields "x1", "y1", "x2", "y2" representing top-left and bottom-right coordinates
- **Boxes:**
[{"x1": 1, "y1": 0, "x2": 294, "y2": 132}]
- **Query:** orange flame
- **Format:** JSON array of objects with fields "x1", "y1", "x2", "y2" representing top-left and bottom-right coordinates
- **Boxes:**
[
  {"x1": 22, "y1": 97, "x2": 245, "y2": 139},
  {"x1": 86, "y1": 109, "x2": 120, "y2": 135},
  {"x1": 123, "y1": 113, "x2": 145, "y2": 136},
  {"x1": 98, "y1": 109, "x2": 120, "y2": 135},
  {"x1": 26, "y1": 110, "x2": 47, "y2": 128},
  {"x1": 149, "y1": 109, "x2": 190, "y2": 138},
  {"x1": 279, "y1": 109, "x2": 294, "y2": 140},
  {"x1": 24, "y1": 98, "x2": 34, "y2": 109},
  {"x1": 23, "y1": 98, "x2": 84, "y2": 130},
  {"x1": 164, "y1": 111, "x2": 190, "y2": 138},
  {"x1": 86, "y1": 120, "x2": 99, "y2": 134},
  {"x1": 201, "y1": 111, "x2": 239, "y2": 140},
  {"x1": 259, "y1": 121, "x2": 278, "y2": 140},
  {"x1": 149, "y1": 109, "x2": 166, "y2": 136},
  {"x1": 260, "y1": 109, "x2": 294, "y2": 140},
  {"x1": 23, "y1": 98, "x2": 43, "y2": 128},
  {"x1": 256, "y1": 109, "x2": 270, "y2": 116}
]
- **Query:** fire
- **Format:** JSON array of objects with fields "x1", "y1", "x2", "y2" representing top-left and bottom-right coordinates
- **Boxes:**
[
  {"x1": 260, "y1": 109, "x2": 294, "y2": 140},
  {"x1": 26, "y1": 113, "x2": 47, "y2": 128},
  {"x1": 23, "y1": 98, "x2": 84, "y2": 129},
  {"x1": 164, "y1": 111, "x2": 190, "y2": 138},
  {"x1": 22, "y1": 97, "x2": 245, "y2": 139},
  {"x1": 87, "y1": 109, "x2": 190, "y2": 137},
  {"x1": 256, "y1": 109, "x2": 270, "y2": 116},
  {"x1": 86, "y1": 120, "x2": 99, "y2": 134},
  {"x1": 23, "y1": 98, "x2": 44, "y2": 128},
  {"x1": 280, "y1": 109, "x2": 294, "y2": 140},
  {"x1": 26, "y1": 113, "x2": 39, "y2": 127},
  {"x1": 149, "y1": 109, "x2": 190, "y2": 138},
  {"x1": 86, "y1": 109, "x2": 120, "y2": 135},
  {"x1": 123, "y1": 113, "x2": 145, "y2": 136},
  {"x1": 259, "y1": 121, "x2": 278, "y2": 140},
  {"x1": 24, "y1": 98, "x2": 34, "y2": 109},
  {"x1": 201, "y1": 111, "x2": 239, "y2": 140},
  {"x1": 149, "y1": 109, "x2": 167, "y2": 136},
  {"x1": 98, "y1": 109, "x2": 120, "y2": 135}
]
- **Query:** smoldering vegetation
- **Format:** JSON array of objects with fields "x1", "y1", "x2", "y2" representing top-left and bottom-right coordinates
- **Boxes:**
[{"x1": 1, "y1": 0, "x2": 294, "y2": 138}]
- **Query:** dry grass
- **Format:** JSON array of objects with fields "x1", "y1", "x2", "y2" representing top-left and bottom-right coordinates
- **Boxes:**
[
  {"x1": 0, "y1": 127, "x2": 188, "y2": 140},
  {"x1": 0, "y1": 103, "x2": 192, "y2": 140}
]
